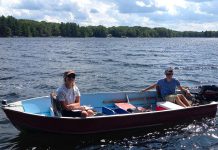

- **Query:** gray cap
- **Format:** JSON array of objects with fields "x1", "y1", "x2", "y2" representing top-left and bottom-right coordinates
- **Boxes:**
[{"x1": 165, "y1": 67, "x2": 173, "y2": 74}]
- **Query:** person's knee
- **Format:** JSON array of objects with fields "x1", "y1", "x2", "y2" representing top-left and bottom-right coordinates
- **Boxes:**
[
  {"x1": 175, "y1": 96, "x2": 182, "y2": 103},
  {"x1": 87, "y1": 110, "x2": 94, "y2": 116},
  {"x1": 177, "y1": 94, "x2": 184, "y2": 98},
  {"x1": 175, "y1": 95, "x2": 180, "y2": 100},
  {"x1": 81, "y1": 111, "x2": 88, "y2": 117}
]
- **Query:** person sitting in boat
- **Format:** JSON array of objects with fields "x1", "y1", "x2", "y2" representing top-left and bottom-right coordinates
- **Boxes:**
[
  {"x1": 57, "y1": 70, "x2": 94, "y2": 117},
  {"x1": 141, "y1": 67, "x2": 191, "y2": 107}
]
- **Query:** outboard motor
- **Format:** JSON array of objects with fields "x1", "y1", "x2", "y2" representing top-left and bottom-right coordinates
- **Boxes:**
[{"x1": 190, "y1": 85, "x2": 218, "y2": 103}]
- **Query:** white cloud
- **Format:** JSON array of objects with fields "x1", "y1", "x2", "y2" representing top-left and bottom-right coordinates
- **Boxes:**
[
  {"x1": 0, "y1": 0, "x2": 218, "y2": 31},
  {"x1": 136, "y1": 1, "x2": 146, "y2": 7},
  {"x1": 167, "y1": 22, "x2": 218, "y2": 31},
  {"x1": 154, "y1": 0, "x2": 188, "y2": 15}
]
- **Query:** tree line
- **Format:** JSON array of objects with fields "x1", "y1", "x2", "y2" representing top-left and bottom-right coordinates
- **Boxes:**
[{"x1": 1, "y1": 15, "x2": 218, "y2": 37}]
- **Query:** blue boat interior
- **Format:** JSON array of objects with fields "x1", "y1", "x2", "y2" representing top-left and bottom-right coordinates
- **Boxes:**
[{"x1": 20, "y1": 91, "x2": 162, "y2": 117}]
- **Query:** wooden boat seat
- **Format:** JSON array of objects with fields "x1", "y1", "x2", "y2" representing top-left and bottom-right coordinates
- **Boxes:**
[
  {"x1": 156, "y1": 101, "x2": 184, "y2": 110},
  {"x1": 115, "y1": 103, "x2": 136, "y2": 111},
  {"x1": 115, "y1": 103, "x2": 151, "y2": 113},
  {"x1": 50, "y1": 92, "x2": 62, "y2": 117}
]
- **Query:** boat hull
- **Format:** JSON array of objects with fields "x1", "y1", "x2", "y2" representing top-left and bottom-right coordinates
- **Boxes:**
[{"x1": 3, "y1": 103, "x2": 217, "y2": 135}]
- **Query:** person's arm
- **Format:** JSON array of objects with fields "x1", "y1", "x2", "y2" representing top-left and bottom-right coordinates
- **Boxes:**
[
  {"x1": 141, "y1": 83, "x2": 157, "y2": 92},
  {"x1": 60, "y1": 101, "x2": 70, "y2": 110},
  {"x1": 65, "y1": 96, "x2": 81, "y2": 110},
  {"x1": 178, "y1": 85, "x2": 191, "y2": 97}
]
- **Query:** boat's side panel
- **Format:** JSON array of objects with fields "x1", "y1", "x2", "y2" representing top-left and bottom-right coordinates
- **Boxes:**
[
  {"x1": 80, "y1": 91, "x2": 156, "y2": 107},
  {"x1": 3, "y1": 103, "x2": 217, "y2": 135},
  {"x1": 22, "y1": 96, "x2": 51, "y2": 115},
  {"x1": 20, "y1": 91, "x2": 157, "y2": 115}
]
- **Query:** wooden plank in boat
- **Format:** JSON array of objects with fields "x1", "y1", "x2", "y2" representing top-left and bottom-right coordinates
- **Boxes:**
[
  {"x1": 157, "y1": 101, "x2": 184, "y2": 110},
  {"x1": 115, "y1": 102, "x2": 136, "y2": 111}
]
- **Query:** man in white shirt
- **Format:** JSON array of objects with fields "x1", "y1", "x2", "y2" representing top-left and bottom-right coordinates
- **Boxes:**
[{"x1": 57, "y1": 70, "x2": 94, "y2": 117}]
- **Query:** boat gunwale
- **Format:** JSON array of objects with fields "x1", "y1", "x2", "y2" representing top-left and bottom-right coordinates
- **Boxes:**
[
  {"x1": 2, "y1": 101, "x2": 218, "y2": 120},
  {"x1": 4, "y1": 90, "x2": 149, "y2": 102}
]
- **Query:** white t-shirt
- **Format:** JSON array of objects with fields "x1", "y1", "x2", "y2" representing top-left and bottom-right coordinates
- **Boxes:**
[{"x1": 56, "y1": 84, "x2": 81, "y2": 104}]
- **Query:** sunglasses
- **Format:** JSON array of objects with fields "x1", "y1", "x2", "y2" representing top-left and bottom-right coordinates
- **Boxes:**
[
  {"x1": 166, "y1": 73, "x2": 173, "y2": 76},
  {"x1": 67, "y1": 74, "x2": 76, "y2": 79}
]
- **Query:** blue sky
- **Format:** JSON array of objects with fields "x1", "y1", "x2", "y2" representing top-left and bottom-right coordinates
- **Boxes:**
[{"x1": 0, "y1": 0, "x2": 218, "y2": 31}]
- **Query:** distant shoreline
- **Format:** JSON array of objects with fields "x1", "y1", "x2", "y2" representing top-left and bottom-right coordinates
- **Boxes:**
[{"x1": 1, "y1": 16, "x2": 218, "y2": 38}]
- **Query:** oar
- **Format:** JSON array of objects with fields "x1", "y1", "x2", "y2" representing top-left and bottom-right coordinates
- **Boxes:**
[{"x1": 126, "y1": 94, "x2": 130, "y2": 103}]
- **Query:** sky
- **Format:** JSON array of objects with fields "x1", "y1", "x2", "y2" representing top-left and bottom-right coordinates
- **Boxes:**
[{"x1": 0, "y1": 0, "x2": 218, "y2": 31}]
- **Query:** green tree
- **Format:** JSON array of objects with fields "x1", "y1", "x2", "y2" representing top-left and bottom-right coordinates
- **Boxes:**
[
  {"x1": 51, "y1": 24, "x2": 60, "y2": 36},
  {"x1": 21, "y1": 24, "x2": 31, "y2": 37},
  {"x1": 126, "y1": 28, "x2": 137, "y2": 37},
  {"x1": 0, "y1": 26, "x2": 12, "y2": 37},
  {"x1": 92, "y1": 25, "x2": 107, "y2": 37},
  {"x1": 1, "y1": 15, "x2": 218, "y2": 38}
]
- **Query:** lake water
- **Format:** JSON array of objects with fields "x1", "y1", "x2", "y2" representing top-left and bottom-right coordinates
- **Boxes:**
[{"x1": 0, "y1": 38, "x2": 218, "y2": 149}]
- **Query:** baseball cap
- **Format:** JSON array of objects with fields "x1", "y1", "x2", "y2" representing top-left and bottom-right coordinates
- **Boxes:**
[
  {"x1": 165, "y1": 67, "x2": 173, "y2": 74},
  {"x1": 63, "y1": 70, "x2": 76, "y2": 78}
]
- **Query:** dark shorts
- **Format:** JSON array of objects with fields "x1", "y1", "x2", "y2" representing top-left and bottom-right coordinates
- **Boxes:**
[{"x1": 61, "y1": 110, "x2": 82, "y2": 117}]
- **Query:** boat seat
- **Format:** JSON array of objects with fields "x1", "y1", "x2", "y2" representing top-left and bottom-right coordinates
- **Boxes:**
[
  {"x1": 115, "y1": 103, "x2": 136, "y2": 111},
  {"x1": 102, "y1": 106, "x2": 129, "y2": 115},
  {"x1": 102, "y1": 107, "x2": 116, "y2": 115},
  {"x1": 50, "y1": 92, "x2": 62, "y2": 117},
  {"x1": 157, "y1": 101, "x2": 184, "y2": 110}
]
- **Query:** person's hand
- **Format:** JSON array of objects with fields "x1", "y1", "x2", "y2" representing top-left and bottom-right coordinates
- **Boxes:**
[
  {"x1": 186, "y1": 93, "x2": 192, "y2": 97},
  {"x1": 184, "y1": 89, "x2": 192, "y2": 97},
  {"x1": 140, "y1": 89, "x2": 146, "y2": 92},
  {"x1": 74, "y1": 106, "x2": 85, "y2": 111},
  {"x1": 66, "y1": 105, "x2": 73, "y2": 111}
]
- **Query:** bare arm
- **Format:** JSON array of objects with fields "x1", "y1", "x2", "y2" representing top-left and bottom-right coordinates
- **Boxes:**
[
  {"x1": 178, "y1": 85, "x2": 191, "y2": 96},
  {"x1": 141, "y1": 83, "x2": 157, "y2": 92},
  {"x1": 60, "y1": 96, "x2": 81, "y2": 110}
]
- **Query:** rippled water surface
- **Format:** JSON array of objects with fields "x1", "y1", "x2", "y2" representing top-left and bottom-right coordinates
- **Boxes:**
[{"x1": 0, "y1": 38, "x2": 218, "y2": 149}]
